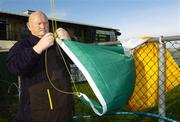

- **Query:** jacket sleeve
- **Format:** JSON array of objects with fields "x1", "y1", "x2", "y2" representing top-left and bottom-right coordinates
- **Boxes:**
[{"x1": 6, "y1": 41, "x2": 40, "y2": 76}]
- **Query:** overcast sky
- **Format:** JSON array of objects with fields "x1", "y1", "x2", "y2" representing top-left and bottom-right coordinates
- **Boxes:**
[{"x1": 0, "y1": 0, "x2": 180, "y2": 40}]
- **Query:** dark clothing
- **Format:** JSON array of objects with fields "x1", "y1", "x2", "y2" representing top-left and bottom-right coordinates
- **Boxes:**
[{"x1": 6, "y1": 34, "x2": 74, "y2": 122}]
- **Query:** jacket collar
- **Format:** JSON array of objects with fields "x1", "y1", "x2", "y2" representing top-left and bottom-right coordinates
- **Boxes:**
[{"x1": 28, "y1": 34, "x2": 40, "y2": 46}]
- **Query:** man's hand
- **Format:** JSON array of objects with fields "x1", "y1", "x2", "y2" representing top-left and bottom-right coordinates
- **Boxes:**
[
  {"x1": 33, "y1": 33, "x2": 54, "y2": 54},
  {"x1": 56, "y1": 28, "x2": 71, "y2": 40}
]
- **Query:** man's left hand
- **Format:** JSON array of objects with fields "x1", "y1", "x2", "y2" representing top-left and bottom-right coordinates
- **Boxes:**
[{"x1": 56, "y1": 28, "x2": 71, "y2": 40}]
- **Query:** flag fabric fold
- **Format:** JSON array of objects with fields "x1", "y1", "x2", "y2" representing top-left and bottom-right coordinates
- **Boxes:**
[{"x1": 56, "y1": 39, "x2": 136, "y2": 115}]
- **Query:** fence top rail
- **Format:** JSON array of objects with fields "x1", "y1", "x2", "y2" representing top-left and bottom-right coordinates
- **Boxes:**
[
  {"x1": 148, "y1": 35, "x2": 180, "y2": 42},
  {"x1": 97, "y1": 41, "x2": 121, "y2": 46},
  {"x1": 97, "y1": 35, "x2": 180, "y2": 47}
]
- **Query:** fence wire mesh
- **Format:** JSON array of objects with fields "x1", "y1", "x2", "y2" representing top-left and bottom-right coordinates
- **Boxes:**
[{"x1": 71, "y1": 39, "x2": 180, "y2": 122}]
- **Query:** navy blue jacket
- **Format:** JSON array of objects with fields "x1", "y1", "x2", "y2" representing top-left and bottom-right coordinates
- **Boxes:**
[{"x1": 6, "y1": 34, "x2": 74, "y2": 121}]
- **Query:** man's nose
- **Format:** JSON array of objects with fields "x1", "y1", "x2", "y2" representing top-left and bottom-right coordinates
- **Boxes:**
[{"x1": 40, "y1": 23, "x2": 46, "y2": 29}]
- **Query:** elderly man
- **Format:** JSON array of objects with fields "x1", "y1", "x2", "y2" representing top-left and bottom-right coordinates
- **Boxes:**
[{"x1": 6, "y1": 11, "x2": 74, "y2": 122}]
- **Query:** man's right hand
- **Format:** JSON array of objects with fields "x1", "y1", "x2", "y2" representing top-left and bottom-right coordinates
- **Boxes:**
[{"x1": 33, "y1": 33, "x2": 54, "y2": 54}]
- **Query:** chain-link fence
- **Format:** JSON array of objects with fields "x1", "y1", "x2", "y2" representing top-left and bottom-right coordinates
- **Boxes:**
[
  {"x1": 128, "y1": 36, "x2": 180, "y2": 122},
  {"x1": 72, "y1": 36, "x2": 180, "y2": 122}
]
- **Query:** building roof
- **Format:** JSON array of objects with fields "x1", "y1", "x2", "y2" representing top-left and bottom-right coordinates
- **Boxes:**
[{"x1": 0, "y1": 10, "x2": 119, "y2": 31}]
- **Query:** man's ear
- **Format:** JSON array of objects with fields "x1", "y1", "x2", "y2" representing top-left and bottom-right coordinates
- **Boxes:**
[{"x1": 26, "y1": 22, "x2": 30, "y2": 30}]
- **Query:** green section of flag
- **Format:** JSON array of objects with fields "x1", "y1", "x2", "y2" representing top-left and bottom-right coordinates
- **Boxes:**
[{"x1": 63, "y1": 40, "x2": 136, "y2": 114}]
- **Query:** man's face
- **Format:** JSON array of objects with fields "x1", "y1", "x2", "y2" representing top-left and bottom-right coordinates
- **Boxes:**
[{"x1": 27, "y1": 13, "x2": 49, "y2": 38}]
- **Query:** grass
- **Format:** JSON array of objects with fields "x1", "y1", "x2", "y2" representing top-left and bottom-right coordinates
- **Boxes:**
[{"x1": 73, "y1": 83, "x2": 180, "y2": 122}]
